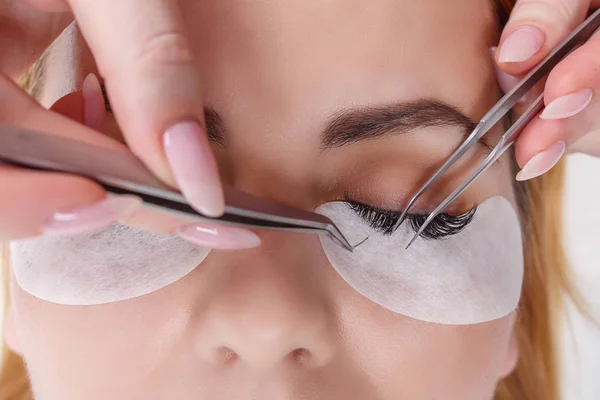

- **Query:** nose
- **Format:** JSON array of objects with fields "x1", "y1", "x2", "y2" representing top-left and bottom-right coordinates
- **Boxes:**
[{"x1": 193, "y1": 236, "x2": 336, "y2": 372}]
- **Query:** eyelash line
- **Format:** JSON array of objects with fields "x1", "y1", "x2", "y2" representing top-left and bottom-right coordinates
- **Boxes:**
[
  {"x1": 345, "y1": 199, "x2": 477, "y2": 240},
  {"x1": 100, "y1": 84, "x2": 112, "y2": 113}
]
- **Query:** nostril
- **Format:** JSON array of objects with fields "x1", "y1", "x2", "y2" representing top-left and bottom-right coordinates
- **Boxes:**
[
  {"x1": 217, "y1": 347, "x2": 238, "y2": 365},
  {"x1": 291, "y1": 348, "x2": 313, "y2": 365}
]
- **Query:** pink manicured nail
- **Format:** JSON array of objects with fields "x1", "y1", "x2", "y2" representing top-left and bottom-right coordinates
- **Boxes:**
[
  {"x1": 43, "y1": 195, "x2": 141, "y2": 235},
  {"x1": 540, "y1": 89, "x2": 593, "y2": 120},
  {"x1": 491, "y1": 47, "x2": 527, "y2": 103},
  {"x1": 177, "y1": 224, "x2": 261, "y2": 250},
  {"x1": 163, "y1": 121, "x2": 225, "y2": 218},
  {"x1": 82, "y1": 73, "x2": 106, "y2": 132},
  {"x1": 516, "y1": 141, "x2": 566, "y2": 181},
  {"x1": 498, "y1": 26, "x2": 545, "y2": 63}
]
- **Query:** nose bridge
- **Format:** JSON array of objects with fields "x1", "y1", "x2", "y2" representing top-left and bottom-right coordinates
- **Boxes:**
[{"x1": 193, "y1": 232, "x2": 336, "y2": 370}]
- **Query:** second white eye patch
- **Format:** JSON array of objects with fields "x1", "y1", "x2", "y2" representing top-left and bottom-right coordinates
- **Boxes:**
[
  {"x1": 11, "y1": 224, "x2": 210, "y2": 306},
  {"x1": 316, "y1": 197, "x2": 524, "y2": 325}
]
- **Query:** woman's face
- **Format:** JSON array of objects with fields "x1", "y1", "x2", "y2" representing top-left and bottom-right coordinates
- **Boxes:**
[{"x1": 8, "y1": 0, "x2": 522, "y2": 399}]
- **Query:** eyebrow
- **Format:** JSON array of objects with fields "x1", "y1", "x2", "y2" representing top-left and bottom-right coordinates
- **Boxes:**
[
  {"x1": 320, "y1": 100, "x2": 491, "y2": 151},
  {"x1": 101, "y1": 85, "x2": 225, "y2": 146},
  {"x1": 204, "y1": 108, "x2": 226, "y2": 146},
  {"x1": 102, "y1": 88, "x2": 491, "y2": 153}
]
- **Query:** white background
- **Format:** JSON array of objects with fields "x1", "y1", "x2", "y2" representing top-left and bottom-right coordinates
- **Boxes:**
[{"x1": 561, "y1": 153, "x2": 600, "y2": 400}]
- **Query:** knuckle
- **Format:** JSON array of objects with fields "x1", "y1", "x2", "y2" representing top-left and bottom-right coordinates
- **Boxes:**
[
  {"x1": 136, "y1": 30, "x2": 195, "y2": 69},
  {"x1": 553, "y1": 0, "x2": 577, "y2": 24},
  {"x1": 513, "y1": 0, "x2": 577, "y2": 25},
  {"x1": 547, "y1": 41, "x2": 600, "y2": 92}
]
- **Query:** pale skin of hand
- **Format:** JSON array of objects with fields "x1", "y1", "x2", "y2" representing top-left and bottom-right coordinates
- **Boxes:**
[
  {"x1": 0, "y1": 0, "x2": 258, "y2": 248},
  {"x1": 497, "y1": 0, "x2": 600, "y2": 180}
]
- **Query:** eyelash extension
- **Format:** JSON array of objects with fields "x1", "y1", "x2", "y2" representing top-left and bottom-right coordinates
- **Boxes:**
[
  {"x1": 100, "y1": 84, "x2": 112, "y2": 113},
  {"x1": 347, "y1": 201, "x2": 476, "y2": 240}
]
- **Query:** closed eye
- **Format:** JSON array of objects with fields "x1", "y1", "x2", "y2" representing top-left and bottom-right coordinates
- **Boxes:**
[{"x1": 346, "y1": 200, "x2": 476, "y2": 239}]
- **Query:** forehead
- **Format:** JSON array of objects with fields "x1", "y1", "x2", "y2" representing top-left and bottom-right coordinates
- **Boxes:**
[
  {"x1": 193, "y1": 0, "x2": 498, "y2": 106},
  {"x1": 42, "y1": 0, "x2": 503, "y2": 192},
  {"x1": 44, "y1": 0, "x2": 499, "y2": 104}
]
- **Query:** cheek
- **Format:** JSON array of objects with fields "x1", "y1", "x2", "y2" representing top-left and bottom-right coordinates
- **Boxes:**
[
  {"x1": 9, "y1": 275, "x2": 193, "y2": 397},
  {"x1": 337, "y1": 294, "x2": 516, "y2": 399}
]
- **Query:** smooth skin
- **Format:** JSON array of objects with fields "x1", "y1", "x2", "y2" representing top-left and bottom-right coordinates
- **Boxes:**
[
  {"x1": 4, "y1": 1, "x2": 523, "y2": 399},
  {"x1": 497, "y1": 0, "x2": 600, "y2": 173}
]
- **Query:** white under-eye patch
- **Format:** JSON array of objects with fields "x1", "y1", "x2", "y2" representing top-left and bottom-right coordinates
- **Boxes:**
[
  {"x1": 316, "y1": 196, "x2": 523, "y2": 325},
  {"x1": 11, "y1": 224, "x2": 210, "y2": 305}
]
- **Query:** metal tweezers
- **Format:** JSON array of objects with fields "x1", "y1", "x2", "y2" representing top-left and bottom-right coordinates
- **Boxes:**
[
  {"x1": 398, "y1": 8, "x2": 600, "y2": 249},
  {"x1": 0, "y1": 125, "x2": 354, "y2": 251}
]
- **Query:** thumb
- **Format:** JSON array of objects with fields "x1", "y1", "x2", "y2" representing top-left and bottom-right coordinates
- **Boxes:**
[
  {"x1": 20, "y1": 0, "x2": 70, "y2": 12},
  {"x1": 496, "y1": 0, "x2": 591, "y2": 75}
]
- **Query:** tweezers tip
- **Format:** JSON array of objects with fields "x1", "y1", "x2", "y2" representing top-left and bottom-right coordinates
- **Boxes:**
[
  {"x1": 393, "y1": 210, "x2": 409, "y2": 232},
  {"x1": 335, "y1": 233, "x2": 354, "y2": 252},
  {"x1": 398, "y1": 213, "x2": 408, "y2": 227},
  {"x1": 405, "y1": 233, "x2": 419, "y2": 250}
]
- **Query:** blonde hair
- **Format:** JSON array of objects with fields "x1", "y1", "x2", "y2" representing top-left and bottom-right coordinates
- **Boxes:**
[{"x1": 0, "y1": 1, "x2": 576, "y2": 399}]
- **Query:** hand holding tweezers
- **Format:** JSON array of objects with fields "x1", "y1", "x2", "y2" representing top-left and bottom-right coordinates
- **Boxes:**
[
  {"x1": 397, "y1": 8, "x2": 600, "y2": 249},
  {"x1": 0, "y1": 125, "x2": 353, "y2": 251}
]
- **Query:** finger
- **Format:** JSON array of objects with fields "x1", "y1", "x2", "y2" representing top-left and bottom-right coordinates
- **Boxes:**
[
  {"x1": 19, "y1": 0, "x2": 70, "y2": 12},
  {"x1": 66, "y1": 0, "x2": 225, "y2": 218},
  {"x1": 491, "y1": 46, "x2": 546, "y2": 119},
  {"x1": 515, "y1": 93, "x2": 596, "y2": 164},
  {"x1": 0, "y1": 71, "x2": 140, "y2": 240},
  {"x1": 0, "y1": 72, "x2": 121, "y2": 148},
  {"x1": 2, "y1": 73, "x2": 257, "y2": 248},
  {"x1": 123, "y1": 207, "x2": 261, "y2": 250},
  {"x1": 540, "y1": 30, "x2": 600, "y2": 104},
  {"x1": 568, "y1": 128, "x2": 600, "y2": 156},
  {"x1": 81, "y1": 73, "x2": 106, "y2": 132},
  {"x1": 0, "y1": 165, "x2": 142, "y2": 240},
  {"x1": 513, "y1": 100, "x2": 600, "y2": 181},
  {"x1": 48, "y1": 89, "x2": 258, "y2": 249},
  {"x1": 514, "y1": 112, "x2": 568, "y2": 182},
  {"x1": 513, "y1": 32, "x2": 600, "y2": 180},
  {"x1": 496, "y1": 0, "x2": 591, "y2": 75},
  {"x1": 514, "y1": 74, "x2": 600, "y2": 182}
]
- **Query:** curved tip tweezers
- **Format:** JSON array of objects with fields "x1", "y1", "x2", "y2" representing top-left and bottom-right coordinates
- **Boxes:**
[{"x1": 0, "y1": 125, "x2": 354, "y2": 252}]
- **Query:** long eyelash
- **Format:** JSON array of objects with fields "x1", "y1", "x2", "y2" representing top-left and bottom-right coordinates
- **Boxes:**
[
  {"x1": 408, "y1": 210, "x2": 476, "y2": 239},
  {"x1": 347, "y1": 201, "x2": 476, "y2": 240},
  {"x1": 100, "y1": 84, "x2": 112, "y2": 113}
]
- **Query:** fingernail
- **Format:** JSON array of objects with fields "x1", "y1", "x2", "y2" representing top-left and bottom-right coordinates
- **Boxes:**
[
  {"x1": 177, "y1": 224, "x2": 261, "y2": 250},
  {"x1": 491, "y1": 48, "x2": 527, "y2": 103},
  {"x1": 43, "y1": 195, "x2": 141, "y2": 235},
  {"x1": 498, "y1": 26, "x2": 545, "y2": 63},
  {"x1": 82, "y1": 73, "x2": 106, "y2": 131},
  {"x1": 163, "y1": 121, "x2": 225, "y2": 218},
  {"x1": 540, "y1": 88, "x2": 593, "y2": 120},
  {"x1": 516, "y1": 141, "x2": 566, "y2": 181}
]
